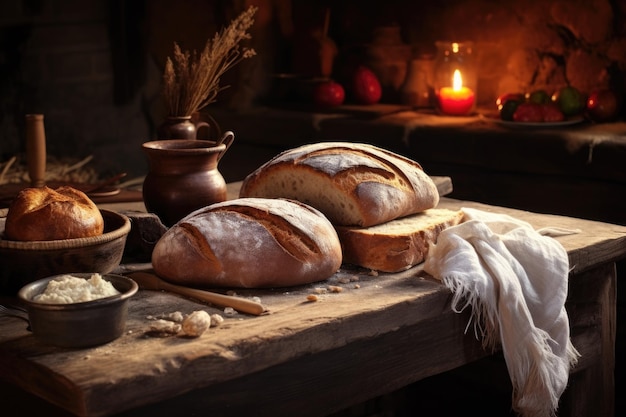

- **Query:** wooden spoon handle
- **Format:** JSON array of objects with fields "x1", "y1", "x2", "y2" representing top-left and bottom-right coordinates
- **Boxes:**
[
  {"x1": 25, "y1": 114, "x2": 46, "y2": 187},
  {"x1": 161, "y1": 281, "x2": 267, "y2": 316}
]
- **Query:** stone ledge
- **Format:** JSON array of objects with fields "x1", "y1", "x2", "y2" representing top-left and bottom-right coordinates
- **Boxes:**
[{"x1": 212, "y1": 106, "x2": 626, "y2": 182}]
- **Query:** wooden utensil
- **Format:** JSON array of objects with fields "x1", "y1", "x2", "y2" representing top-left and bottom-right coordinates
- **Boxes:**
[
  {"x1": 128, "y1": 271, "x2": 267, "y2": 316},
  {"x1": 84, "y1": 172, "x2": 127, "y2": 194},
  {"x1": 25, "y1": 114, "x2": 46, "y2": 187}
]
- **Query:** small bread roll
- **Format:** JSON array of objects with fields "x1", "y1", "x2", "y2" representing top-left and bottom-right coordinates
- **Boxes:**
[{"x1": 5, "y1": 186, "x2": 104, "y2": 241}]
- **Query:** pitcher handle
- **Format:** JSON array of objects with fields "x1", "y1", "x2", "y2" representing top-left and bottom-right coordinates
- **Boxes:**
[
  {"x1": 217, "y1": 131, "x2": 235, "y2": 162},
  {"x1": 192, "y1": 112, "x2": 222, "y2": 140}
]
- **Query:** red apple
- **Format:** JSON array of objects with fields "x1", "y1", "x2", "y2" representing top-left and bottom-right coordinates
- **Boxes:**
[
  {"x1": 496, "y1": 92, "x2": 525, "y2": 110},
  {"x1": 313, "y1": 81, "x2": 345, "y2": 108},
  {"x1": 352, "y1": 66, "x2": 382, "y2": 105},
  {"x1": 541, "y1": 103, "x2": 565, "y2": 122},
  {"x1": 586, "y1": 88, "x2": 621, "y2": 122},
  {"x1": 513, "y1": 102, "x2": 544, "y2": 122}
]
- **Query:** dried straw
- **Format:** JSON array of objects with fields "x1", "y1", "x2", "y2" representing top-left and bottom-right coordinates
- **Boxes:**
[
  {"x1": 162, "y1": 5, "x2": 257, "y2": 117},
  {"x1": 0, "y1": 155, "x2": 99, "y2": 185}
]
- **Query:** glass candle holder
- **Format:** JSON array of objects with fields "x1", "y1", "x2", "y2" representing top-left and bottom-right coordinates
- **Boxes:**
[{"x1": 434, "y1": 41, "x2": 477, "y2": 116}]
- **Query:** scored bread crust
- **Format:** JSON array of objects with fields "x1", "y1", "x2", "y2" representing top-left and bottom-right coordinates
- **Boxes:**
[
  {"x1": 5, "y1": 186, "x2": 104, "y2": 241},
  {"x1": 151, "y1": 197, "x2": 343, "y2": 288},
  {"x1": 239, "y1": 142, "x2": 440, "y2": 227},
  {"x1": 335, "y1": 208, "x2": 464, "y2": 272}
]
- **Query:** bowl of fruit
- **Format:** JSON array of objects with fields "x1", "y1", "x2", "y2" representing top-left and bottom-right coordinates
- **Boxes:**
[{"x1": 493, "y1": 86, "x2": 587, "y2": 127}]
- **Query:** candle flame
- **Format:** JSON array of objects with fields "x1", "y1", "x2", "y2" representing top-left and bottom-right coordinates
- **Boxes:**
[{"x1": 453, "y1": 69, "x2": 463, "y2": 91}]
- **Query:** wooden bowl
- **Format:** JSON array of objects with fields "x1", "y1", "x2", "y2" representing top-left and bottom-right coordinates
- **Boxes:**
[
  {"x1": 18, "y1": 273, "x2": 138, "y2": 347},
  {"x1": 0, "y1": 210, "x2": 131, "y2": 295}
]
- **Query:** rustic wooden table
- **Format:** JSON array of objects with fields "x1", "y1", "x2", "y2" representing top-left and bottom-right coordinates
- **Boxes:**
[{"x1": 0, "y1": 180, "x2": 623, "y2": 417}]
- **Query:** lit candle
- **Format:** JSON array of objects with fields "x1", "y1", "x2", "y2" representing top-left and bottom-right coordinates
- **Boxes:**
[{"x1": 438, "y1": 69, "x2": 475, "y2": 115}]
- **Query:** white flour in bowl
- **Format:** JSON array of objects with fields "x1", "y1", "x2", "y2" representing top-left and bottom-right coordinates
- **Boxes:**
[{"x1": 34, "y1": 273, "x2": 120, "y2": 304}]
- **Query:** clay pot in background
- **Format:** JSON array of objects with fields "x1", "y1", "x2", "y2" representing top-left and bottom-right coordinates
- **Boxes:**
[
  {"x1": 365, "y1": 26, "x2": 412, "y2": 102},
  {"x1": 401, "y1": 54, "x2": 435, "y2": 108}
]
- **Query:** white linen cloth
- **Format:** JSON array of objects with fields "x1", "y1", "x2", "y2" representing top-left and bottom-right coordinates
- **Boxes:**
[{"x1": 424, "y1": 207, "x2": 581, "y2": 417}]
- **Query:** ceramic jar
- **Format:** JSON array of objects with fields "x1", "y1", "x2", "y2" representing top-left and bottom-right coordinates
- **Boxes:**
[
  {"x1": 366, "y1": 25, "x2": 412, "y2": 101},
  {"x1": 156, "y1": 113, "x2": 222, "y2": 140},
  {"x1": 401, "y1": 54, "x2": 435, "y2": 108},
  {"x1": 142, "y1": 132, "x2": 234, "y2": 226}
]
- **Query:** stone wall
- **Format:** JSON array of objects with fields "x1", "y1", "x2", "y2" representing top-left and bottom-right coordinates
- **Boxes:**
[
  {"x1": 0, "y1": 0, "x2": 156, "y2": 178},
  {"x1": 1, "y1": 0, "x2": 625, "y2": 180},
  {"x1": 399, "y1": 0, "x2": 626, "y2": 106},
  {"x1": 285, "y1": 0, "x2": 626, "y2": 108}
]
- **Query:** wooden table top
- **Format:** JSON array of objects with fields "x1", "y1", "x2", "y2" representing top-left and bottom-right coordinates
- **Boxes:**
[{"x1": 1, "y1": 183, "x2": 626, "y2": 416}]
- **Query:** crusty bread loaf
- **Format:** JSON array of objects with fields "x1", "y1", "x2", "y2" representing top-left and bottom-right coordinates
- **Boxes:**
[
  {"x1": 336, "y1": 208, "x2": 464, "y2": 272},
  {"x1": 5, "y1": 186, "x2": 104, "y2": 241},
  {"x1": 151, "y1": 197, "x2": 342, "y2": 288},
  {"x1": 239, "y1": 142, "x2": 439, "y2": 227}
]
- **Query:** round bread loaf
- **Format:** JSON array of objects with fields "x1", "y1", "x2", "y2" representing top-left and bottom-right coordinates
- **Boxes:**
[
  {"x1": 5, "y1": 186, "x2": 104, "y2": 241},
  {"x1": 151, "y1": 198, "x2": 342, "y2": 288},
  {"x1": 239, "y1": 142, "x2": 440, "y2": 227}
]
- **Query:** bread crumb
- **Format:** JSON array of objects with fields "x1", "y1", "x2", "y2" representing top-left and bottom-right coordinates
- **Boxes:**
[
  {"x1": 182, "y1": 310, "x2": 211, "y2": 337},
  {"x1": 158, "y1": 311, "x2": 184, "y2": 323},
  {"x1": 150, "y1": 319, "x2": 181, "y2": 334},
  {"x1": 306, "y1": 294, "x2": 319, "y2": 302},
  {"x1": 368, "y1": 270, "x2": 379, "y2": 276},
  {"x1": 353, "y1": 284, "x2": 361, "y2": 289},
  {"x1": 223, "y1": 307, "x2": 237, "y2": 316},
  {"x1": 313, "y1": 287, "x2": 327, "y2": 294},
  {"x1": 327, "y1": 285, "x2": 343, "y2": 293},
  {"x1": 210, "y1": 313, "x2": 224, "y2": 327}
]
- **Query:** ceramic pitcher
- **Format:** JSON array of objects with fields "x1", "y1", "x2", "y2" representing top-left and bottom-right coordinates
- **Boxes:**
[{"x1": 142, "y1": 131, "x2": 234, "y2": 226}]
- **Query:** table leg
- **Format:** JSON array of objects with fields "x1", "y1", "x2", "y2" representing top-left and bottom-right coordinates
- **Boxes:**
[{"x1": 560, "y1": 262, "x2": 616, "y2": 417}]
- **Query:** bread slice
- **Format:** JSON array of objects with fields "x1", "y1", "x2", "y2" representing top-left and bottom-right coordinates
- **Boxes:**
[
  {"x1": 239, "y1": 142, "x2": 440, "y2": 227},
  {"x1": 335, "y1": 208, "x2": 464, "y2": 272}
]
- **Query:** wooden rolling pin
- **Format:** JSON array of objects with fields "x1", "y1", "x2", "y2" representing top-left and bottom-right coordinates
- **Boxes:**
[{"x1": 128, "y1": 271, "x2": 268, "y2": 316}]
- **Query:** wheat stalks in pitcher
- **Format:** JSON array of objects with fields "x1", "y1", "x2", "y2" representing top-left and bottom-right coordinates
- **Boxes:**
[{"x1": 162, "y1": 5, "x2": 257, "y2": 117}]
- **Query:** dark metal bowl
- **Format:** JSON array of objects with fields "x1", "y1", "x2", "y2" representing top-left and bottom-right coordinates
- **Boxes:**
[
  {"x1": 0, "y1": 209, "x2": 131, "y2": 295},
  {"x1": 17, "y1": 273, "x2": 138, "y2": 348}
]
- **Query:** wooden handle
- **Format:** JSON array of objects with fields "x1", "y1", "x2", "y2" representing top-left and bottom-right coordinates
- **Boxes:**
[
  {"x1": 25, "y1": 114, "x2": 46, "y2": 187},
  {"x1": 161, "y1": 281, "x2": 267, "y2": 316}
]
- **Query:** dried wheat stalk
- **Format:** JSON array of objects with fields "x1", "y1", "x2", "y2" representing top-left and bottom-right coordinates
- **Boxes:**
[{"x1": 162, "y1": 5, "x2": 257, "y2": 117}]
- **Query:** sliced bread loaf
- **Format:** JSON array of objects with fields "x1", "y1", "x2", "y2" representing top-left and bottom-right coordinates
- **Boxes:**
[{"x1": 335, "y1": 208, "x2": 464, "y2": 272}]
